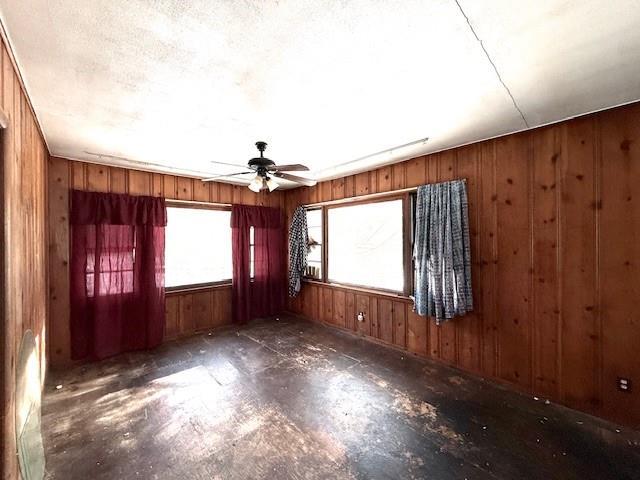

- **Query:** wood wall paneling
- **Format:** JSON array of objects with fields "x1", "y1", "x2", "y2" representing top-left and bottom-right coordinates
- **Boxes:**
[
  {"x1": 598, "y1": 106, "x2": 640, "y2": 424},
  {"x1": 47, "y1": 157, "x2": 286, "y2": 367},
  {"x1": 285, "y1": 102, "x2": 640, "y2": 429},
  {"x1": 1, "y1": 39, "x2": 49, "y2": 479}
]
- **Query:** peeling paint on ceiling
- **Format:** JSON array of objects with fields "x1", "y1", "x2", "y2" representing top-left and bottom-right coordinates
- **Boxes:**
[{"x1": 1, "y1": 0, "x2": 639, "y2": 185}]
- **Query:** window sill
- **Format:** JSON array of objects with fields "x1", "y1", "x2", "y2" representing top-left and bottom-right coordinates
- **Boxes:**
[
  {"x1": 166, "y1": 281, "x2": 232, "y2": 295},
  {"x1": 302, "y1": 279, "x2": 412, "y2": 302}
]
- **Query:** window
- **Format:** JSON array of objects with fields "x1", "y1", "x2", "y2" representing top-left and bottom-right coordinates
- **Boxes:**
[
  {"x1": 165, "y1": 206, "x2": 232, "y2": 288},
  {"x1": 327, "y1": 199, "x2": 404, "y2": 292},
  {"x1": 249, "y1": 226, "x2": 255, "y2": 280},
  {"x1": 86, "y1": 225, "x2": 136, "y2": 297},
  {"x1": 305, "y1": 209, "x2": 323, "y2": 279}
]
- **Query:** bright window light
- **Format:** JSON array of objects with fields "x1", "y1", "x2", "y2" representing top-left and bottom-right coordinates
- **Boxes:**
[
  {"x1": 165, "y1": 207, "x2": 232, "y2": 288},
  {"x1": 328, "y1": 199, "x2": 404, "y2": 291}
]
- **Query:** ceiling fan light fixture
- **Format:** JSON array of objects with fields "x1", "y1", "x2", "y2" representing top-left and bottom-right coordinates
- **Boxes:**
[
  {"x1": 248, "y1": 175, "x2": 263, "y2": 193},
  {"x1": 266, "y1": 177, "x2": 279, "y2": 192}
]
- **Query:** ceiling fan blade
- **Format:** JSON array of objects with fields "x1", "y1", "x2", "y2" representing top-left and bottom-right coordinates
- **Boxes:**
[
  {"x1": 268, "y1": 164, "x2": 310, "y2": 172},
  {"x1": 272, "y1": 172, "x2": 317, "y2": 187},
  {"x1": 201, "y1": 171, "x2": 254, "y2": 182},
  {"x1": 209, "y1": 160, "x2": 253, "y2": 169}
]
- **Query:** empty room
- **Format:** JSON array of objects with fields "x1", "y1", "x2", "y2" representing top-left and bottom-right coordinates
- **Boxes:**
[{"x1": 1, "y1": 1, "x2": 640, "y2": 479}]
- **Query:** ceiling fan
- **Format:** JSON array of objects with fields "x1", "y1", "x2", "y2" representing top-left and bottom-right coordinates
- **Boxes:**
[{"x1": 202, "y1": 141, "x2": 317, "y2": 192}]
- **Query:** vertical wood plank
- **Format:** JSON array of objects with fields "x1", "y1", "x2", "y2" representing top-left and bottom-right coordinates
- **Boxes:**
[
  {"x1": 218, "y1": 183, "x2": 233, "y2": 203},
  {"x1": 163, "y1": 175, "x2": 178, "y2": 199},
  {"x1": 456, "y1": 145, "x2": 482, "y2": 371},
  {"x1": 560, "y1": 116, "x2": 600, "y2": 414},
  {"x1": 405, "y1": 155, "x2": 426, "y2": 187},
  {"x1": 333, "y1": 290, "x2": 346, "y2": 328},
  {"x1": 393, "y1": 301, "x2": 406, "y2": 348},
  {"x1": 407, "y1": 309, "x2": 428, "y2": 356},
  {"x1": 343, "y1": 176, "x2": 355, "y2": 198},
  {"x1": 109, "y1": 167, "x2": 127, "y2": 194},
  {"x1": 165, "y1": 296, "x2": 180, "y2": 339},
  {"x1": 332, "y1": 178, "x2": 345, "y2": 200},
  {"x1": 378, "y1": 298, "x2": 393, "y2": 344},
  {"x1": 598, "y1": 104, "x2": 640, "y2": 423},
  {"x1": 377, "y1": 166, "x2": 392, "y2": 192},
  {"x1": 495, "y1": 133, "x2": 532, "y2": 388},
  {"x1": 177, "y1": 176, "x2": 193, "y2": 201},
  {"x1": 392, "y1": 163, "x2": 406, "y2": 190},
  {"x1": 128, "y1": 170, "x2": 151, "y2": 196},
  {"x1": 345, "y1": 291, "x2": 355, "y2": 331},
  {"x1": 192, "y1": 179, "x2": 209, "y2": 201},
  {"x1": 85, "y1": 163, "x2": 109, "y2": 192},
  {"x1": 532, "y1": 125, "x2": 561, "y2": 398},
  {"x1": 48, "y1": 157, "x2": 71, "y2": 365},
  {"x1": 193, "y1": 291, "x2": 213, "y2": 330},
  {"x1": 320, "y1": 181, "x2": 332, "y2": 202},
  {"x1": 152, "y1": 174, "x2": 163, "y2": 197},
  {"x1": 71, "y1": 161, "x2": 85, "y2": 189},
  {"x1": 322, "y1": 287, "x2": 333, "y2": 324},
  {"x1": 179, "y1": 294, "x2": 194, "y2": 335},
  {"x1": 355, "y1": 172, "x2": 370, "y2": 196},
  {"x1": 479, "y1": 140, "x2": 498, "y2": 376}
]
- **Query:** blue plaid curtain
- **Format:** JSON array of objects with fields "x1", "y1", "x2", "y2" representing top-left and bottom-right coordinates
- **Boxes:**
[
  {"x1": 413, "y1": 180, "x2": 473, "y2": 324},
  {"x1": 288, "y1": 206, "x2": 308, "y2": 297}
]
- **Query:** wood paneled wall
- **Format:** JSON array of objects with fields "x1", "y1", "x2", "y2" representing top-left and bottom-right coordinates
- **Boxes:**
[
  {"x1": 165, "y1": 286, "x2": 232, "y2": 341},
  {"x1": 285, "y1": 102, "x2": 640, "y2": 428},
  {"x1": 0, "y1": 39, "x2": 49, "y2": 479},
  {"x1": 48, "y1": 156, "x2": 285, "y2": 367}
]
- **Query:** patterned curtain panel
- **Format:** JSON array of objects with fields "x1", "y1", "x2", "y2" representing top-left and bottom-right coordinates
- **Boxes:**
[
  {"x1": 288, "y1": 206, "x2": 308, "y2": 297},
  {"x1": 413, "y1": 180, "x2": 473, "y2": 324}
]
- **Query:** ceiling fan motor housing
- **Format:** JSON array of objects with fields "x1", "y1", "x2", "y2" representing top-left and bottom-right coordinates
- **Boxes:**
[
  {"x1": 249, "y1": 142, "x2": 275, "y2": 175},
  {"x1": 248, "y1": 157, "x2": 276, "y2": 172}
]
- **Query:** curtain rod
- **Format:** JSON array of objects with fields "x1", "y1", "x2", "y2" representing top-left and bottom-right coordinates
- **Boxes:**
[{"x1": 302, "y1": 178, "x2": 467, "y2": 208}]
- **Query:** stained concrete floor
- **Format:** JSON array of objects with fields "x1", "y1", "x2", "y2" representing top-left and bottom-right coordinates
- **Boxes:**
[{"x1": 43, "y1": 316, "x2": 640, "y2": 479}]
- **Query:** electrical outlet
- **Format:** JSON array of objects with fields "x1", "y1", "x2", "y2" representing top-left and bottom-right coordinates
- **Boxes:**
[
  {"x1": 357, "y1": 312, "x2": 365, "y2": 322},
  {"x1": 618, "y1": 377, "x2": 631, "y2": 393}
]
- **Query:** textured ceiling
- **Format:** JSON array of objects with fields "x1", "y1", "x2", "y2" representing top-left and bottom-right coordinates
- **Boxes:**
[{"x1": 1, "y1": 0, "x2": 639, "y2": 186}]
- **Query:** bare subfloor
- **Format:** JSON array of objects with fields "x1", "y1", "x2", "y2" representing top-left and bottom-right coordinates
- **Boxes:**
[{"x1": 43, "y1": 316, "x2": 640, "y2": 479}]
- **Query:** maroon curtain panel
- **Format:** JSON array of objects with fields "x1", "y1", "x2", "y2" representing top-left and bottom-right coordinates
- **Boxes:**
[
  {"x1": 231, "y1": 205, "x2": 285, "y2": 324},
  {"x1": 70, "y1": 190, "x2": 167, "y2": 360}
]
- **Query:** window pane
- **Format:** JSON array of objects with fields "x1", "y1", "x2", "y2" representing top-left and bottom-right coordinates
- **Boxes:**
[
  {"x1": 306, "y1": 209, "x2": 323, "y2": 279},
  {"x1": 250, "y1": 245, "x2": 255, "y2": 279},
  {"x1": 165, "y1": 207, "x2": 232, "y2": 287},
  {"x1": 328, "y1": 200, "x2": 403, "y2": 291}
]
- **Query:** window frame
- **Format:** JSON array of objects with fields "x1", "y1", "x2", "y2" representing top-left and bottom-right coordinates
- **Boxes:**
[
  {"x1": 249, "y1": 225, "x2": 255, "y2": 282},
  {"x1": 303, "y1": 207, "x2": 324, "y2": 281},
  {"x1": 165, "y1": 200, "x2": 233, "y2": 292},
  {"x1": 308, "y1": 193, "x2": 413, "y2": 297}
]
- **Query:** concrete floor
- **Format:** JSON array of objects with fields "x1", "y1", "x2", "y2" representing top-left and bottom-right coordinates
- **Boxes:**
[{"x1": 43, "y1": 316, "x2": 640, "y2": 479}]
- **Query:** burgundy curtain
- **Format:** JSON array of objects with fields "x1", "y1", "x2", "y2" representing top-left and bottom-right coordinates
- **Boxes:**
[
  {"x1": 231, "y1": 205, "x2": 285, "y2": 324},
  {"x1": 70, "y1": 190, "x2": 167, "y2": 360}
]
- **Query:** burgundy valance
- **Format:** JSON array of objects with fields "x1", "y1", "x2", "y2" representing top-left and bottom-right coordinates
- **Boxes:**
[
  {"x1": 230, "y1": 205, "x2": 282, "y2": 229},
  {"x1": 71, "y1": 190, "x2": 167, "y2": 226}
]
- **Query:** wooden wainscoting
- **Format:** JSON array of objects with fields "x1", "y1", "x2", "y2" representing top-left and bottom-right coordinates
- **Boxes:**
[
  {"x1": 165, "y1": 285, "x2": 232, "y2": 340},
  {"x1": 285, "y1": 101, "x2": 640, "y2": 429}
]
